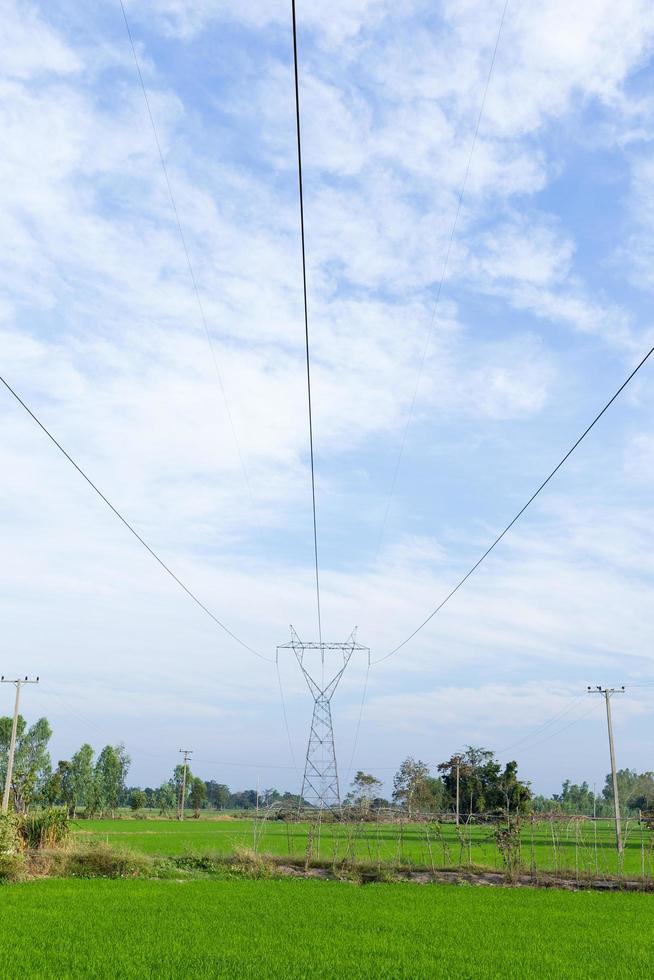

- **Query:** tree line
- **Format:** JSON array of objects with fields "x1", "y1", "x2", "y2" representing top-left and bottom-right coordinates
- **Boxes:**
[{"x1": 2, "y1": 714, "x2": 653, "y2": 818}]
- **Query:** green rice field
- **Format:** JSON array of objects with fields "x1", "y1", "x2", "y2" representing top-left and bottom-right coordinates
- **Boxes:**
[
  {"x1": 75, "y1": 815, "x2": 654, "y2": 878},
  {"x1": 0, "y1": 877, "x2": 651, "y2": 978}
]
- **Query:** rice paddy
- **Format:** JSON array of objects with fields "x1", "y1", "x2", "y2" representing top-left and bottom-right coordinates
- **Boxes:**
[
  {"x1": 0, "y1": 877, "x2": 651, "y2": 978},
  {"x1": 74, "y1": 815, "x2": 654, "y2": 878}
]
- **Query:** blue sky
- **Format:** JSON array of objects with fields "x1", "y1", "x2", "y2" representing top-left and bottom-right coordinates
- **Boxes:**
[{"x1": 1, "y1": 0, "x2": 654, "y2": 797}]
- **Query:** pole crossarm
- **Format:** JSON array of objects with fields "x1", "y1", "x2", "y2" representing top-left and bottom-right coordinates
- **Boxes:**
[{"x1": 277, "y1": 627, "x2": 370, "y2": 811}]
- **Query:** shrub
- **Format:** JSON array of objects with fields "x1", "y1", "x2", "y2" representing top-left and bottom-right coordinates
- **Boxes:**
[
  {"x1": 0, "y1": 852, "x2": 25, "y2": 882},
  {"x1": 232, "y1": 846, "x2": 276, "y2": 878},
  {"x1": 62, "y1": 843, "x2": 153, "y2": 879},
  {"x1": 0, "y1": 813, "x2": 22, "y2": 854}
]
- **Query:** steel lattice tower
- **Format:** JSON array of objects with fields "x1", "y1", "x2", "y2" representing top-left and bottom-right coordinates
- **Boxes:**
[{"x1": 277, "y1": 627, "x2": 369, "y2": 810}]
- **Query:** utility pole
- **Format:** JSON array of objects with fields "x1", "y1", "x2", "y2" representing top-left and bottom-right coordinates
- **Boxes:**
[
  {"x1": 1, "y1": 675, "x2": 39, "y2": 814},
  {"x1": 178, "y1": 749, "x2": 192, "y2": 821},
  {"x1": 455, "y1": 756, "x2": 461, "y2": 827},
  {"x1": 588, "y1": 686, "x2": 625, "y2": 856}
]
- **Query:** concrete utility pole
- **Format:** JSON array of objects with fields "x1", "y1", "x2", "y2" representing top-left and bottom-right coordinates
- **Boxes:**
[
  {"x1": 455, "y1": 756, "x2": 461, "y2": 827},
  {"x1": 1, "y1": 676, "x2": 39, "y2": 814},
  {"x1": 178, "y1": 749, "x2": 193, "y2": 821},
  {"x1": 588, "y1": 685, "x2": 625, "y2": 856}
]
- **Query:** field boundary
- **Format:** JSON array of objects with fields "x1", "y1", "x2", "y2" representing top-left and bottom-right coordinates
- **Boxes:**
[{"x1": 271, "y1": 859, "x2": 654, "y2": 892}]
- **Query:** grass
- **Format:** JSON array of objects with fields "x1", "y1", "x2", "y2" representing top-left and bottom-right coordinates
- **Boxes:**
[
  {"x1": 74, "y1": 815, "x2": 654, "y2": 878},
  {"x1": 0, "y1": 877, "x2": 651, "y2": 978}
]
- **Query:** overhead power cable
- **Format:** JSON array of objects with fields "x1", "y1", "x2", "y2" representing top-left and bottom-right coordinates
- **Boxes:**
[
  {"x1": 118, "y1": 1, "x2": 262, "y2": 535},
  {"x1": 343, "y1": 660, "x2": 371, "y2": 790},
  {"x1": 495, "y1": 695, "x2": 583, "y2": 756},
  {"x1": 375, "y1": 342, "x2": 654, "y2": 663},
  {"x1": 514, "y1": 700, "x2": 602, "y2": 755},
  {"x1": 373, "y1": 0, "x2": 510, "y2": 562},
  {"x1": 0, "y1": 374, "x2": 271, "y2": 663},
  {"x1": 276, "y1": 659, "x2": 301, "y2": 778},
  {"x1": 291, "y1": 0, "x2": 323, "y2": 649}
]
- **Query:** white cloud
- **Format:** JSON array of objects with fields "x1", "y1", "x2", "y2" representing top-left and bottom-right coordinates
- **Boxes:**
[{"x1": 0, "y1": 3, "x2": 83, "y2": 79}]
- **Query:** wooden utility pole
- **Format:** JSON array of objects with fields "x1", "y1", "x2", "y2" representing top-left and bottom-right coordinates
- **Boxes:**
[
  {"x1": 1, "y1": 676, "x2": 39, "y2": 814},
  {"x1": 178, "y1": 749, "x2": 193, "y2": 821},
  {"x1": 588, "y1": 686, "x2": 625, "y2": 856}
]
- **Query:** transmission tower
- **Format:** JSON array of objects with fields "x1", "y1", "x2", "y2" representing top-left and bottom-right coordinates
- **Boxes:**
[{"x1": 277, "y1": 627, "x2": 369, "y2": 811}]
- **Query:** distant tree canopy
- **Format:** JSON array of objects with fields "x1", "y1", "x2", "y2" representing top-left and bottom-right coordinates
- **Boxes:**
[
  {"x1": 532, "y1": 771, "x2": 654, "y2": 817},
  {"x1": 436, "y1": 747, "x2": 531, "y2": 816},
  {"x1": 5, "y1": 712, "x2": 653, "y2": 821},
  {"x1": 604, "y1": 770, "x2": 654, "y2": 813}
]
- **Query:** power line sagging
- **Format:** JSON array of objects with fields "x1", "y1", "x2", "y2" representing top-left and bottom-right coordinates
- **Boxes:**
[
  {"x1": 0, "y1": 374, "x2": 270, "y2": 663},
  {"x1": 118, "y1": 0, "x2": 262, "y2": 535},
  {"x1": 376, "y1": 342, "x2": 654, "y2": 663}
]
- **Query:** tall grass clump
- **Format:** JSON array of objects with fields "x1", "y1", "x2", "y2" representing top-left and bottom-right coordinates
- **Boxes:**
[{"x1": 21, "y1": 809, "x2": 70, "y2": 850}]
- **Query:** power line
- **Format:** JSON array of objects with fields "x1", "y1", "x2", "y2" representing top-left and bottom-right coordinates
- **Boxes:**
[
  {"x1": 343, "y1": 660, "x2": 371, "y2": 791},
  {"x1": 0, "y1": 373, "x2": 271, "y2": 662},
  {"x1": 35, "y1": 684, "x2": 300, "y2": 772},
  {"x1": 506, "y1": 700, "x2": 602, "y2": 754},
  {"x1": 373, "y1": 0, "x2": 510, "y2": 564},
  {"x1": 494, "y1": 695, "x2": 584, "y2": 756},
  {"x1": 375, "y1": 341, "x2": 654, "y2": 663},
  {"x1": 276, "y1": 659, "x2": 301, "y2": 780},
  {"x1": 118, "y1": 1, "x2": 262, "y2": 536},
  {"x1": 291, "y1": 0, "x2": 322, "y2": 649}
]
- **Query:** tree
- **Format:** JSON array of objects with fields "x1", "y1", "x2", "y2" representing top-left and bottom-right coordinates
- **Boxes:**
[
  {"x1": 422, "y1": 776, "x2": 448, "y2": 812},
  {"x1": 130, "y1": 789, "x2": 147, "y2": 814},
  {"x1": 438, "y1": 748, "x2": 530, "y2": 816},
  {"x1": 173, "y1": 763, "x2": 193, "y2": 814},
  {"x1": 190, "y1": 777, "x2": 207, "y2": 818},
  {"x1": 599, "y1": 770, "x2": 654, "y2": 814},
  {"x1": 41, "y1": 760, "x2": 77, "y2": 810},
  {"x1": 393, "y1": 758, "x2": 431, "y2": 818},
  {"x1": 156, "y1": 781, "x2": 177, "y2": 816},
  {"x1": 40, "y1": 760, "x2": 66, "y2": 807},
  {"x1": 261, "y1": 788, "x2": 282, "y2": 807},
  {"x1": 69, "y1": 744, "x2": 95, "y2": 816},
  {"x1": 346, "y1": 771, "x2": 383, "y2": 813},
  {"x1": 205, "y1": 781, "x2": 230, "y2": 810},
  {"x1": 95, "y1": 745, "x2": 130, "y2": 817},
  {"x1": 0, "y1": 715, "x2": 52, "y2": 812},
  {"x1": 553, "y1": 780, "x2": 596, "y2": 815},
  {"x1": 498, "y1": 761, "x2": 531, "y2": 816},
  {"x1": 627, "y1": 772, "x2": 654, "y2": 812},
  {"x1": 229, "y1": 790, "x2": 258, "y2": 810}
]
